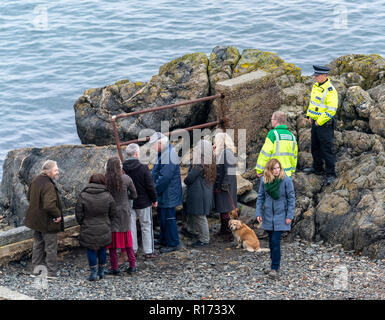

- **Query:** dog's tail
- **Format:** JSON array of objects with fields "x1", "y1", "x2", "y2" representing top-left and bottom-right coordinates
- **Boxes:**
[{"x1": 255, "y1": 248, "x2": 270, "y2": 253}]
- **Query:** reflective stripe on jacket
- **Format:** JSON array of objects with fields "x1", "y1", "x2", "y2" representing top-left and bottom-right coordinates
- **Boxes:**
[
  {"x1": 306, "y1": 78, "x2": 338, "y2": 126},
  {"x1": 255, "y1": 125, "x2": 298, "y2": 177}
]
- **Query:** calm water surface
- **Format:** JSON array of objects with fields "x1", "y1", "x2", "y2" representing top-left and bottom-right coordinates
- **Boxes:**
[{"x1": 1, "y1": 0, "x2": 384, "y2": 178}]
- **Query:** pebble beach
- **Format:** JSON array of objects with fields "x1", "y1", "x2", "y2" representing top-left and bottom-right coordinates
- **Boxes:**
[{"x1": 0, "y1": 232, "x2": 384, "y2": 300}]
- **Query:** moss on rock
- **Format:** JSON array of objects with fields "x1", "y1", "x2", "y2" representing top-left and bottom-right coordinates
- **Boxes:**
[
  {"x1": 233, "y1": 49, "x2": 301, "y2": 82},
  {"x1": 329, "y1": 54, "x2": 385, "y2": 90}
]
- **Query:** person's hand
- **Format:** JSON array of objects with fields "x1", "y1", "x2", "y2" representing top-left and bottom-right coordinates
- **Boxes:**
[
  {"x1": 308, "y1": 118, "x2": 312, "y2": 124},
  {"x1": 315, "y1": 121, "x2": 319, "y2": 126},
  {"x1": 257, "y1": 173, "x2": 263, "y2": 178},
  {"x1": 285, "y1": 218, "x2": 292, "y2": 225},
  {"x1": 53, "y1": 217, "x2": 62, "y2": 223},
  {"x1": 152, "y1": 202, "x2": 158, "y2": 208},
  {"x1": 256, "y1": 216, "x2": 262, "y2": 224}
]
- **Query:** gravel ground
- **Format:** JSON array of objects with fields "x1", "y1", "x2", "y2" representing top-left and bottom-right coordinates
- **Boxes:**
[{"x1": 0, "y1": 231, "x2": 384, "y2": 300}]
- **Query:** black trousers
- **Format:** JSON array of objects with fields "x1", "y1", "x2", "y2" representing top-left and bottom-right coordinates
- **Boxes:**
[{"x1": 311, "y1": 121, "x2": 336, "y2": 176}]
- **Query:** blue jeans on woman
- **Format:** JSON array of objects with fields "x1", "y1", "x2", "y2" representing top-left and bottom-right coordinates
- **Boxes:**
[
  {"x1": 267, "y1": 231, "x2": 282, "y2": 271},
  {"x1": 86, "y1": 248, "x2": 107, "y2": 267}
]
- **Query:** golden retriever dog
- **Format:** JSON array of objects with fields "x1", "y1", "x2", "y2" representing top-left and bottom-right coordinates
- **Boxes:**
[{"x1": 228, "y1": 219, "x2": 269, "y2": 253}]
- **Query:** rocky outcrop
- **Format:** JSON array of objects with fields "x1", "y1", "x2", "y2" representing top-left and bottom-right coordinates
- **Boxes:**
[
  {"x1": 207, "y1": 46, "x2": 241, "y2": 122},
  {"x1": 290, "y1": 150, "x2": 385, "y2": 259},
  {"x1": 208, "y1": 46, "x2": 240, "y2": 91},
  {"x1": 329, "y1": 54, "x2": 385, "y2": 90},
  {"x1": 1, "y1": 48, "x2": 385, "y2": 260},
  {"x1": 74, "y1": 53, "x2": 210, "y2": 145},
  {"x1": 232, "y1": 49, "x2": 302, "y2": 87},
  {"x1": 368, "y1": 84, "x2": 385, "y2": 137}
]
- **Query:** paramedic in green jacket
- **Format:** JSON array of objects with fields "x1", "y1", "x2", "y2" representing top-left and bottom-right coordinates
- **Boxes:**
[{"x1": 255, "y1": 111, "x2": 298, "y2": 178}]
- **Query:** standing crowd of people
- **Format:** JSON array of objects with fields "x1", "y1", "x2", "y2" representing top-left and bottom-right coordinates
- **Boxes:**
[{"x1": 24, "y1": 65, "x2": 338, "y2": 281}]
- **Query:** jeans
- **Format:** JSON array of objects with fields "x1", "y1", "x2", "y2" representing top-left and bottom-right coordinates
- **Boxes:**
[
  {"x1": 267, "y1": 231, "x2": 282, "y2": 271},
  {"x1": 86, "y1": 248, "x2": 107, "y2": 267},
  {"x1": 158, "y1": 207, "x2": 180, "y2": 247}
]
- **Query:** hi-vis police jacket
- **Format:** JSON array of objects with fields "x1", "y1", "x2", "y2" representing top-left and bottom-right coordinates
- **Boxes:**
[
  {"x1": 255, "y1": 125, "x2": 298, "y2": 177},
  {"x1": 306, "y1": 78, "x2": 339, "y2": 126}
]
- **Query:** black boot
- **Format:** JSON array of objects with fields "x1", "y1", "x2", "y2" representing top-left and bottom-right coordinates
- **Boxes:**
[
  {"x1": 303, "y1": 167, "x2": 323, "y2": 175},
  {"x1": 98, "y1": 264, "x2": 106, "y2": 280},
  {"x1": 325, "y1": 175, "x2": 336, "y2": 185},
  {"x1": 216, "y1": 215, "x2": 228, "y2": 236},
  {"x1": 87, "y1": 266, "x2": 98, "y2": 281},
  {"x1": 219, "y1": 213, "x2": 233, "y2": 241}
]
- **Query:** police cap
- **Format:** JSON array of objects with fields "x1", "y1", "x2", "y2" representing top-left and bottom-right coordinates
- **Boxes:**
[{"x1": 312, "y1": 65, "x2": 330, "y2": 76}]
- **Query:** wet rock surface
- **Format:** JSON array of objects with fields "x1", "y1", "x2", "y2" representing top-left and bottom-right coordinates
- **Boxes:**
[
  {"x1": 74, "y1": 53, "x2": 210, "y2": 146},
  {"x1": 0, "y1": 230, "x2": 384, "y2": 300}
]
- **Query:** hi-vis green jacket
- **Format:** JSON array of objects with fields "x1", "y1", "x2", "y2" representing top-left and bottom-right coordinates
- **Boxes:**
[
  {"x1": 306, "y1": 78, "x2": 338, "y2": 126},
  {"x1": 255, "y1": 125, "x2": 298, "y2": 177}
]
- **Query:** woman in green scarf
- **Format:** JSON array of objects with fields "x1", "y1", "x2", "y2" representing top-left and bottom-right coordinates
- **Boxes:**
[{"x1": 255, "y1": 158, "x2": 295, "y2": 279}]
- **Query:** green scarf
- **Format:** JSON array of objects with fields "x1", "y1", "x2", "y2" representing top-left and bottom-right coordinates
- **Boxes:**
[{"x1": 265, "y1": 178, "x2": 282, "y2": 200}]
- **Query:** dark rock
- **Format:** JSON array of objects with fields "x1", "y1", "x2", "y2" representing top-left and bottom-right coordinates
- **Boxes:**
[
  {"x1": 74, "y1": 53, "x2": 210, "y2": 145},
  {"x1": 0, "y1": 145, "x2": 119, "y2": 226}
]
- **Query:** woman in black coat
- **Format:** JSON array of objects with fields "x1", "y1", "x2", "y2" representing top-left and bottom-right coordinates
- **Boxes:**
[
  {"x1": 213, "y1": 132, "x2": 238, "y2": 241},
  {"x1": 75, "y1": 173, "x2": 116, "y2": 281},
  {"x1": 183, "y1": 140, "x2": 216, "y2": 247}
]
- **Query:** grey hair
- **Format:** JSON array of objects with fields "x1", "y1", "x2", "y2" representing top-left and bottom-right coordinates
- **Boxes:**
[
  {"x1": 41, "y1": 160, "x2": 57, "y2": 175},
  {"x1": 272, "y1": 111, "x2": 286, "y2": 125},
  {"x1": 126, "y1": 143, "x2": 140, "y2": 157}
]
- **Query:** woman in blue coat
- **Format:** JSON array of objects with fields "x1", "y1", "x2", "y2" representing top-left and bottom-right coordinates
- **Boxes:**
[{"x1": 256, "y1": 158, "x2": 295, "y2": 279}]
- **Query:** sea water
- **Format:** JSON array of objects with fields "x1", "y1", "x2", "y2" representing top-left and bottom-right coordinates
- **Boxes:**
[{"x1": 1, "y1": 0, "x2": 384, "y2": 179}]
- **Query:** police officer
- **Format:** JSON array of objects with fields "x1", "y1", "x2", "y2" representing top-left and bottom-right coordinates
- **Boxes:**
[
  {"x1": 303, "y1": 65, "x2": 339, "y2": 185},
  {"x1": 255, "y1": 111, "x2": 298, "y2": 178}
]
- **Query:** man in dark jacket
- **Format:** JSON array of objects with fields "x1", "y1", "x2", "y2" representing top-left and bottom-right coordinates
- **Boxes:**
[
  {"x1": 24, "y1": 160, "x2": 64, "y2": 279},
  {"x1": 149, "y1": 132, "x2": 182, "y2": 253},
  {"x1": 123, "y1": 143, "x2": 158, "y2": 259}
]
